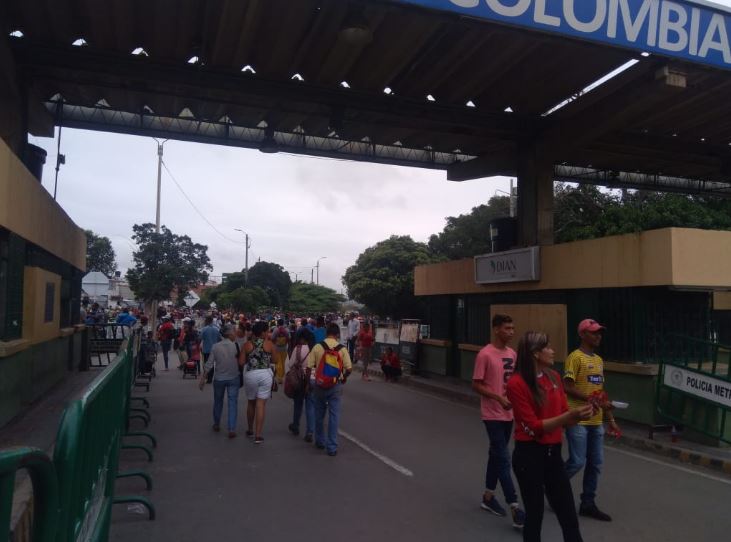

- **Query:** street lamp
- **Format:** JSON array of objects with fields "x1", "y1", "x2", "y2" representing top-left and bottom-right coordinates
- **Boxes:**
[
  {"x1": 316, "y1": 256, "x2": 327, "y2": 285},
  {"x1": 234, "y1": 228, "x2": 251, "y2": 285}
]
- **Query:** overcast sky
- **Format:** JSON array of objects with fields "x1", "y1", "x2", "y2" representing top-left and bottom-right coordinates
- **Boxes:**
[
  {"x1": 30, "y1": 0, "x2": 731, "y2": 293},
  {"x1": 32, "y1": 130, "x2": 510, "y2": 292}
]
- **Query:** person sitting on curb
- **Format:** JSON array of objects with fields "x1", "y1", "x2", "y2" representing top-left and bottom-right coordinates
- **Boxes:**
[{"x1": 380, "y1": 346, "x2": 402, "y2": 382}]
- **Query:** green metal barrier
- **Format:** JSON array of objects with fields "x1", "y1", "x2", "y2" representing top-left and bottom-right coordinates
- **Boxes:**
[
  {"x1": 1, "y1": 329, "x2": 155, "y2": 541},
  {"x1": 0, "y1": 447, "x2": 58, "y2": 542},
  {"x1": 657, "y1": 335, "x2": 731, "y2": 444}
]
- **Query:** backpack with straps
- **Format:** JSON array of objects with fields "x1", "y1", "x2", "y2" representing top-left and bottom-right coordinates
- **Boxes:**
[
  {"x1": 284, "y1": 345, "x2": 306, "y2": 398},
  {"x1": 315, "y1": 341, "x2": 345, "y2": 389}
]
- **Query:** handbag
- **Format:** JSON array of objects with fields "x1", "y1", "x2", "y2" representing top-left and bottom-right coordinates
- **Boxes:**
[{"x1": 284, "y1": 345, "x2": 306, "y2": 398}]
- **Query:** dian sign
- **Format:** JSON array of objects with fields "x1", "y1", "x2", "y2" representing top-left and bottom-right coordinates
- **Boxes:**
[
  {"x1": 397, "y1": 0, "x2": 731, "y2": 72},
  {"x1": 474, "y1": 247, "x2": 541, "y2": 284}
]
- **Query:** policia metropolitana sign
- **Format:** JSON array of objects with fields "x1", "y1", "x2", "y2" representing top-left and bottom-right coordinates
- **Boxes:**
[
  {"x1": 399, "y1": 0, "x2": 731, "y2": 72},
  {"x1": 664, "y1": 365, "x2": 731, "y2": 409}
]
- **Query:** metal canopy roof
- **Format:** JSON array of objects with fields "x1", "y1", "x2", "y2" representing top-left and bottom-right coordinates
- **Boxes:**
[{"x1": 4, "y1": 0, "x2": 731, "y2": 197}]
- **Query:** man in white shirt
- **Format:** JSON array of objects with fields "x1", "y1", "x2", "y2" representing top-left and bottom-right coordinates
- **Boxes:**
[{"x1": 346, "y1": 313, "x2": 360, "y2": 361}]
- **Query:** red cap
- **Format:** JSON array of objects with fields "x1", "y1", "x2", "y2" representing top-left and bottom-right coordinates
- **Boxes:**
[{"x1": 578, "y1": 319, "x2": 605, "y2": 334}]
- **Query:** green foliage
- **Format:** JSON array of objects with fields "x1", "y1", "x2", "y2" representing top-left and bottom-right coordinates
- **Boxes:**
[
  {"x1": 342, "y1": 235, "x2": 439, "y2": 319},
  {"x1": 554, "y1": 184, "x2": 731, "y2": 243},
  {"x1": 85, "y1": 229, "x2": 117, "y2": 277},
  {"x1": 217, "y1": 286, "x2": 269, "y2": 313},
  {"x1": 428, "y1": 196, "x2": 510, "y2": 259},
  {"x1": 288, "y1": 282, "x2": 345, "y2": 314},
  {"x1": 247, "y1": 261, "x2": 292, "y2": 308},
  {"x1": 126, "y1": 223, "x2": 212, "y2": 302}
]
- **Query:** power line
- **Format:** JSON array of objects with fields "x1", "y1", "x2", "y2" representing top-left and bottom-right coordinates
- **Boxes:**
[{"x1": 161, "y1": 160, "x2": 245, "y2": 245}]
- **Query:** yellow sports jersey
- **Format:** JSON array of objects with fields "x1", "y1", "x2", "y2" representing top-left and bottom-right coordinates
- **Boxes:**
[{"x1": 563, "y1": 349, "x2": 604, "y2": 426}]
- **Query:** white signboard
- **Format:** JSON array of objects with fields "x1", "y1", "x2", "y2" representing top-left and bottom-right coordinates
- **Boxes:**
[
  {"x1": 183, "y1": 290, "x2": 200, "y2": 308},
  {"x1": 664, "y1": 365, "x2": 731, "y2": 409},
  {"x1": 474, "y1": 247, "x2": 540, "y2": 284}
]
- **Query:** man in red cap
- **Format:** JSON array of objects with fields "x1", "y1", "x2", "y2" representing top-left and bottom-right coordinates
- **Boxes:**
[{"x1": 563, "y1": 318, "x2": 620, "y2": 522}]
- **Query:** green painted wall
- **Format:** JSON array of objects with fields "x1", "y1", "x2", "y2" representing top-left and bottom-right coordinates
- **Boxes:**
[
  {"x1": 418, "y1": 344, "x2": 449, "y2": 375},
  {"x1": 459, "y1": 350, "x2": 477, "y2": 382},
  {"x1": 0, "y1": 335, "x2": 81, "y2": 428}
]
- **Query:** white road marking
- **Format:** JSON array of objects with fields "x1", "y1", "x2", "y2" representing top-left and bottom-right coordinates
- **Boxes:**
[
  {"x1": 339, "y1": 430, "x2": 414, "y2": 477},
  {"x1": 606, "y1": 446, "x2": 731, "y2": 486}
]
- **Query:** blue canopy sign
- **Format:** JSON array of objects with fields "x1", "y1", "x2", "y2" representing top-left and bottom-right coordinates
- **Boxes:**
[{"x1": 396, "y1": 0, "x2": 731, "y2": 71}]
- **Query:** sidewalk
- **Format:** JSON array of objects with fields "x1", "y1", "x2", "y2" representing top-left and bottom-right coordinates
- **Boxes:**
[{"x1": 356, "y1": 363, "x2": 731, "y2": 476}]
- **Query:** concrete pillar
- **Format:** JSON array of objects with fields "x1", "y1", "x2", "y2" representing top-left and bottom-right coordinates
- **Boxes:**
[{"x1": 516, "y1": 142, "x2": 554, "y2": 246}]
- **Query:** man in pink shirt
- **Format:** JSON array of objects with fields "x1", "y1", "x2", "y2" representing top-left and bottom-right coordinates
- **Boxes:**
[{"x1": 472, "y1": 313, "x2": 525, "y2": 529}]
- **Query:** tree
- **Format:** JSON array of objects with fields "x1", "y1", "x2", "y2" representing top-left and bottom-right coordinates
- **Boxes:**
[
  {"x1": 217, "y1": 286, "x2": 269, "y2": 313},
  {"x1": 288, "y1": 282, "x2": 346, "y2": 314},
  {"x1": 428, "y1": 196, "x2": 510, "y2": 259},
  {"x1": 554, "y1": 184, "x2": 731, "y2": 243},
  {"x1": 85, "y1": 229, "x2": 117, "y2": 277},
  {"x1": 247, "y1": 261, "x2": 292, "y2": 308},
  {"x1": 126, "y1": 223, "x2": 212, "y2": 304},
  {"x1": 342, "y1": 235, "x2": 439, "y2": 319}
]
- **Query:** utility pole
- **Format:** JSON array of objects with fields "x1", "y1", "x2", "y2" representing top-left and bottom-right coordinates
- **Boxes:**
[
  {"x1": 316, "y1": 256, "x2": 327, "y2": 285},
  {"x1": 311, "y1": 268, "x2": 314, "y2": 284},
  {"x1": 234, "y1": 229, "x2": 251, "y2": 285},
  {"x1": 153, "y1": 138, "x2": 168, "y2": 233},
  {"x1": 509, "y1": 178, "x2": 517, "y2": 218}
]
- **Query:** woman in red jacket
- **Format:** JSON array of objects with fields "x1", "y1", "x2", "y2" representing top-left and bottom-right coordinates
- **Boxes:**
[{"x1": 506, "y1": 332, "x2": 594, "y2": 542}]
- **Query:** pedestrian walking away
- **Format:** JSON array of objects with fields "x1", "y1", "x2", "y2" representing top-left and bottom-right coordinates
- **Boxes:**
[
  {"x1": 285, "y1": 333, "x2": 312, "y2": 439},
  {"x1": 507, "y1": 331, "x2": 594, "y2": 542},
  {"x1": 306, "y1": 323, "x2": 353, "y2": 456},
  {"x1": 472, "y1": 313, "x2": 525, "y2": 529},
  {"x1": 157, "y1": 316, "x2": 175, "y2": 370},
  {"x1": 242, "y1": 321, "x2": 276, "y2": 443},
  {"x1": 200, "y1": 316, "x2": 222, "y2": 382},
  {"x1": 200, "y1": 324, "x2": 244, "y2": 438},
  {"x1": 563, "y1": 319, "x2": 619, "y2": 522},
  {"x1": 271, "y1": 318, "x2": 290, "y2": 385},
  {"x1": 357, "y1": 322, "x2": 374, "y2": 381}
]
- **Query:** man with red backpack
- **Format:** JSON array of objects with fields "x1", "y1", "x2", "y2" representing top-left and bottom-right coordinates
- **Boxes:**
[{"x1": 306, "y1": 323, "x2": 353, "y2": 456}]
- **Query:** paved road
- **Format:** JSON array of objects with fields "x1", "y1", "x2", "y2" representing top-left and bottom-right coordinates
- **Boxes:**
[{"x1": 111, "y1": 360, "x2": 731, "y2": 542}]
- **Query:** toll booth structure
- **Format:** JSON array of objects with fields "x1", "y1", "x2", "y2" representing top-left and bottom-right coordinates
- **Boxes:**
[
  {"x1": 3, "y1": 0, "x2": 731, "y2": 436},
  {"x1": 415, "y1": 228, "x2": 731, "y2": 444}
]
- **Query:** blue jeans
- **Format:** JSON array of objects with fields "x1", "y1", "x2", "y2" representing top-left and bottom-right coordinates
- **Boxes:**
[
  {"x1": 314, "y1": 384, "x2": 343, "y2": 453},
  {"x1": 483, "y1": 420, "x2": 519, "y2": 505},
  {"x1": 292, "y1": 388, "x2": 316, "y2": 436},
  {"x1": 565, "y1": 424, "x2": 604, "y2": 506},
  {"x1": 213, "y1": 377, "x2": 240, "y2": 432}
]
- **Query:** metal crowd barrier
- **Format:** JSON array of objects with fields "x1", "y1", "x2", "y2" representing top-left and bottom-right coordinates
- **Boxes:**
[{"x1": 0, "y1": 328, "x2": 155, "y2": 542}]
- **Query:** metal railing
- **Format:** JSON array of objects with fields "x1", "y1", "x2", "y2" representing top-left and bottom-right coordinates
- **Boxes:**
[
  {"x1": 0, "y1": 327, "x2": 155, "y2": 541},
  {"x1": 0, "y1": 447, "x2": 58, "y2": 542},
  {"x1": 656, "y1": 335, "x2": 731, "y2": 444}
]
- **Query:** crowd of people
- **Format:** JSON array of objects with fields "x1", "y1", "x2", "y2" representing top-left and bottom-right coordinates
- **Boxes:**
[
  {"x1": 473, "y1": 313, "x2": 619, "y2": 542},
  {"x1": 83, "y1": 297, "x2": 617, "y2": 541},
  {"x1": 145, "y1": 310, "x2": 397, "y2": 456}
]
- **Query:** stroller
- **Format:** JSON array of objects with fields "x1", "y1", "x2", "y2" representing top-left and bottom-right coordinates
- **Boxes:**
[
  {"x1": 138, "y1": 332, "x2": 157, "y2": 378},
  {"x1": 182, "y1": 342, "x2": 201, "y2": 379}
]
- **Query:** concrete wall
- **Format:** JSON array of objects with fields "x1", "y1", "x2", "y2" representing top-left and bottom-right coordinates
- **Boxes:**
[
  {"x1": 415, "y1": 228, "x2": 731, "y2": 296},
  {"x1": 0, "y1": 329, "x2": 86, "y2": 428},
  {"x1": 0, "y1": 138, "x2": 86, "y2": 271},
  {"x1": 490, "y1": 303, "x2": 568, "y2": 363}
]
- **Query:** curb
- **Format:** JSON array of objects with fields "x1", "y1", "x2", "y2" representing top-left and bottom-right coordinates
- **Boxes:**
[
  {"x1": 354, "y1": 366, "x2": 731, "y2": 476},
  {"x1": 606, "y1": 433, "x2": 731, "y2": 476}
]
